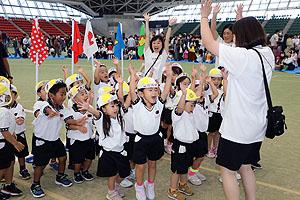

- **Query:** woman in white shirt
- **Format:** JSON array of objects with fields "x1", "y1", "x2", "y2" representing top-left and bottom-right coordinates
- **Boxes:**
[{"x1": 201, "y1": 1, "x2": 274, "y2": 199}]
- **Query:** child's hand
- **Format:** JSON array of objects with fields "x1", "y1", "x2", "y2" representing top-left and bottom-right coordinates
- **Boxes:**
[
  {"x1": 169, "y1": 17, "x2": 177, "y2": 26},
  {"x1": 89, "y1": 90, "x2": 94, "y2": 100},
  {"x1": 143, "y1": 13, "x2": 150, "y2": 21},
  {"x1": 199, "y1": 63, "x2": 207, "y2": 73},
  {"x1": 14, "y1": 141, "x2": 25, "y2": 152},
  {"x1": 77, "y1": 116, "x2": 88, "y2": 126},
  {"x1": 78, "y1": 126, "x2": 88, "y2": 133},
  {"x1": 16, "y1": 117, "x2": 24, "y2": 125},
  {"x1": 77, "y1": 99, "x2": 89, "y2": 111},
  {"x1": 48, "y1": 111, "x2": 59, "y2": 118},
  {"x1": 128, "y1": 64, "x2": 136, "y2": 76},
  {"x1": 180, "y1": 82, "x2": 187, "y2": 95},
  {"x1": 221, "y1": 68, "x2": 228, "y2": 80},
  {"x1": 213, "y1": 3, "x2": 221, "y2": 15},
  {"x1": 112, "y1": 56, "x2": 119, "y2": 65},
  {"x1": 77, "y1": 66, "x2": 83, "y2": 73},
  {"x1": 62, "y1": 66, "x2": 67, "y2": 72},
  {"x1": 191, "y1": 65, "x2": 198, "y2": 79},
  {"x1": 205, "y1": 75, "x2": 212, "y2": 83},
  {"x1": 165, "y1": 62, "x2": 172, "y2": 77},
  {"x1": 115, "y1": 74, "x2": 124, "y2": 84}
]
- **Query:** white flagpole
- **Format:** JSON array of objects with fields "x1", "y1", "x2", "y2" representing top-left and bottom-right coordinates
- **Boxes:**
[
  {"x1": 35, "y1": 17, "x2": 39, "y2": 101},
  {"x1": 72, "y1": 19, "x2": 74, "y2": 74},
  {"x1": 120, "y1": 23, "x2": 124, "y2": 76}
]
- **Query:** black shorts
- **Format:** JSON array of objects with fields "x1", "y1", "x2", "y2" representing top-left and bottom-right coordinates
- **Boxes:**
[
  {"x1": 171, "y1": 139, "x2": 193, "y2": 174},
  {"x1": 32, "y1": 136, "x2": 67, "y2": 166},
  {"x1": 14, "y1": 132, "x2": 29, "y2": 158},
  {"x1": 124, "y1": 133, "x2": 135, "y2": 161},
  {"x1": 216, "y1": 137, "x2": 262, "y2": 171},
  {"x1": 0, "y1": 141, "x2": 15, "y2": 170},
  {"x1": 161, "y1": 108, "x2": 172, "y2": 125},
  {"x1": 97, "y1": 150, "x2": 130, "y2": 178},
  {"x1": 132, "y1": 133, "x2": 164, "y2": 165},
  {"x1": 189, "y1": 132, "x2": 208, "y2": 158},
  {"x1": 207, "y1": 112, "x2": 223, "y2": 132},
  {"x1": 69, "y1": 139, "x2": 95, "y2": 164}
]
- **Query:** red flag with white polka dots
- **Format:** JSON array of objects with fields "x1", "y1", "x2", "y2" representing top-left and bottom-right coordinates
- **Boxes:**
[{"x1": 29, "y1": 19, "x2": 48, "y2": 66}]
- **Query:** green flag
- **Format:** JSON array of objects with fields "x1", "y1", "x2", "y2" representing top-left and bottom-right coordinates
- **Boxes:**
[{"x1": 138, "y1": 23, "x2": 145, "y2": 58}]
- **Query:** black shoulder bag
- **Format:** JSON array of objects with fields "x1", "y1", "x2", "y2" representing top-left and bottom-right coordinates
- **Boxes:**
[
  {"x1": 252, "y1": 48, "x2": 287, "y2": 139},
  {"x1": 144, "y1": 51, "x2": 162, "y2": 77}
]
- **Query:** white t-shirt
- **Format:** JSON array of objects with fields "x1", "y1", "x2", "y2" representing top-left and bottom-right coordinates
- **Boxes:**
[
  {"x1": 160, "y1": 83, "x2": 177, "y2": 109},
  {"x1": 94, "y1": 78, "x2": 115, "y2": 103},
  {"x1": 132, "y1": 96, "x2": 164, "y2": 136},
  {"x1": 32, "y1": 102, "x2": 73, "y2": 141},
  {"x1": 194, "y1": 100, "x2": 210, "y2": 132},
  {"x1": 11, "y1": 102, "x2": 26, "y2": 134},
  {"x1": 67, "y1": 105, "x2": 94, "y2": 142},
  {"x1": 121, "y1": 106, "x2": 135, "y2": 134},
  {"x1": 0, "y1": 107, "x2": 16, "y2": 140},
  {"x1": 270, "y1": 34, "x2": 279, "y2": 46},
  {"x1": 219, "y1": 44, "x2": 274, "y2": 144},
  {"x1": 144, "y1": 47, "x2": 168, "y2": 82},
  {"x1": 215, "y1": 36, "x2": 235, "y2": 67},
  {"x1": 33, "y1": 99, "x2": 48, "y2": 118},
  {"x1": 172, "y1": 108, "x2": 199, "y2": 143},
  {"x1": 94, "y1": 112, "x2": 128, "y2": 152},
  {"x1": 208, "y1": 87, "x2": 224, "y2": 114}
]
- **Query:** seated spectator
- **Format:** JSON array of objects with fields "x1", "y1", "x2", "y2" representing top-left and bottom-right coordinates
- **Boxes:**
[
  {"x1": 282, "y1": 51, "x2": 296, "y2": 71},
  {"x1": 21, "y1": 45, "x2": 29, "y2": 58}
]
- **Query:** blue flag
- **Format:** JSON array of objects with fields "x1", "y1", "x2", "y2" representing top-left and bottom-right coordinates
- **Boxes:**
[{"x1": 114, "y1": 23, "x2": 125, "y2": 60}]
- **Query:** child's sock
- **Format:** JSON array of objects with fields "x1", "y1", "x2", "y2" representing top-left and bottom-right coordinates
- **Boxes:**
[
  {"x1": 188, "y1": 167, "x2": 199, "y2": 176},
  {"x1": 147, "y1": 180, "x2": 154, "y2": 185},
  {"x1": 108, "y1": 189, "x2": 115, "y2": 194},
  {"x1": 170, "y1": 187, "x2": 177, "y2": 193},
  {"x1": 136, "y1": 182, "x2": 143, "y2": 187},
  {"x1": 179, "y1": 181, "x2": 186, "y2": 186}
]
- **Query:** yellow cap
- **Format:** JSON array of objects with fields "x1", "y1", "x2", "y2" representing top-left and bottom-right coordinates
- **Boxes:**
[
  {"x1": 115, "y1": 81, "x2": 130, "y2": 96},
  {"x1": 10, "y1": 84, "x2": 20, "y2": 100},
  {"x1": 68, "y1": 85, "x2": 86, "y2": 100},
  {"x1": 45, "y1": 79, "x2": 64, "y2": 93},
  {"x1": 98, "y1": 86, "x2": 115, "y2": 97},
  {"x1": 0, "y1": 76, "x2": 12, "y2": 107},
  {"x1": 66, "y1": 74, "x2": 83, "y2": 87},
  {"x1": 36, "y1": 80, "x2": 48, "y2": 92},
  {"x1": 209, "y1": 68, "x2": 222, "y2": 78},
  {"x1": 97, "y1": 93, "x2": 118, "y2": 108},
  {"x1": 137, "y1": 77, "x2": 158, "y2": 90},
  {"x1": 176, "y1": 88, "x2": 199, "y2": 102}
]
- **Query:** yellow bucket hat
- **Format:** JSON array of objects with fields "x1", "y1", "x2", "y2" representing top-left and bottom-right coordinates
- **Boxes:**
[
  {"x1": 98, "y1": 86, "x2": 115, "y2": 97},
  {"x1": 209, "y1": 68, "x2": 222, "y2": 78},
  {"x1": 68, "y1": 85, "x2": 86, "y2": 100},
  {"x1": 36, "y1": 80, "x2": 48, "y2": 92},
  {"x1": 45, "y1": 79, "x2": 64, "y2": 93},
  {"x1": 66, "y1": 74, "x2": 83, "y2": 88},
  {"x1": 97, "y1": 93, "x2": 118, "y2": 108},
  {"x1": 176, "y1": 88, "x2": 200, "y2": 103},
  {"x1": 115, "y1": 81, "x2": 130, "y2": 96},
  {"x1": 11, "y1": 84, "x2": 20, "y2": 100},
  {"x1": 137, "y1": 77, "x2": 158, "y2": 90},
  {"x1": 0, "y1": 76, "x2": 12, "y2": 107}
]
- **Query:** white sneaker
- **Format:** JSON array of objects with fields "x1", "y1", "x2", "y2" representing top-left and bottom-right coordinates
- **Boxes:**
[
  {"x1": 235, "y1": 172, "x2": 241, "y2": 180},
  {"x1": 144, "y1": 181, "x2": 155, "y2": 200},
  {"x1": 106, "y1": 190, "x2": 122, "y2": 200},
  {"x1": 188, "y1": 174, "x2": 202, "y2": 186},
  {"x1": 120, "y1": 178, "x2": 133, "y2": 188},
  {"x1": 135, "y1": 183, "x2": 146, "y2": 200},
  {"x1": 128, "y1": 170, "x2": 136, "y2": 181},
  {"x1": 115, "y1": 183, "x2": 125, "y2": 197},
  {"x1": 164, "y1": 139, "x2": 167, "y2": 147},
  {"x1": 196, "y1": 172, "x2": 207, "y2": 181}
]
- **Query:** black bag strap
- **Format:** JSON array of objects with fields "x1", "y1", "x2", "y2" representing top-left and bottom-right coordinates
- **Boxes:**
[
  {"x1": 144, "y1": 51, "x2": 162, "y2": 76},
  {"x1": 252, "y1": 48, "x2": 273, "y2": 109}
]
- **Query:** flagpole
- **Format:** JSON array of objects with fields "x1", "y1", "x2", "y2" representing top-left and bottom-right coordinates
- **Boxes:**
[
  {"x1": 35, "y1": 17, "x2": 39, "y2": 101},
  {"x1": 72, "y1": 19, "x2": 74, "y2": 74},
  {"x1": 120, "y1": 23, "x2": 124, "y2": 76}
]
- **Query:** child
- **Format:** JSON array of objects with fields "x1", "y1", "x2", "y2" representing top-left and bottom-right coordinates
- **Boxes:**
[
  {"x1": 10, "y1": 85, "x2": 31, "y2": 180},
  {"x1": 94, "y1": 92, "x2": 130, "y2": 200},
  {"x1": 206, "y1": 68, "x2": 224, "y2": 158},
  {"x1": 30, "y1": 79, "x2": 87, "y2": 198},
  {"x1": 62, "y1": 65, "x2": 91, "y2": 91},
  {"x1": 184, "y1": 49, "x2": 188, "y2": 62},
  {"x1": 143, "y1": 13, "x2": 176, "y2": 82},
  {"x1": 0, "y1": 76, "x2": 24, "y2": 198},
  {"x1": 129, "y1": 63, "x2": 172, "y2": 200},
  {"x1": 67, "y1": 85, "x2": 96, "y2": 184},
  {"x1": 168, "y1": 84, "x2": 201, "y2": 200}
]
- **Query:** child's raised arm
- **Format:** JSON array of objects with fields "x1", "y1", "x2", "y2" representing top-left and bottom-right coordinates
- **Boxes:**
[
  {"x1": 62, "y1": 66, "x2": 68, "y2": 80},
  {"x1": 165, "y1": 17, "x2": 177, "y2": 53},
  {"x1": 144, "y1": 13, "x2": 150, "y2": 51},
  {"x1": 77, "y1": 66, "x2": 91, "y2": 89},
  {"x1": 94, "y1": 58, "x2": 102, "y2": 84},
  {"x1": 190, "y1": 65, "x2": 198, "y2": 92},
  {"x1": 199, "y1": 63, "x2": 209, "y2": 89},
  {"x1": 205, "y1": 75, "x2": 219, "y2": 100},
  {"x1": 112, "y1": 56, "x2": 121, "y2": 76},
  {"x1": 176, "y1": 83, "x2": 187, "y2": 114},
  {"x1": 129, "y1": 64, "x2": 138, "y2": 102},
  {"x1": 77, "y1": 100, "x2": 101, "y2": 119},
  {"x1": 161, "y1": 63, "x2": 172, "y2": 101}
]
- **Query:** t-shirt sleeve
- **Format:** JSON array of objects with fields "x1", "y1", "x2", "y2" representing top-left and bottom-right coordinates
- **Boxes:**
[
  {"x1": 216, "y1": 36, "x2": 224, "y2": 43},
  {"x1": 16, "y1": 104, "x2": 26, "y2": 119},
  {"x1": 171, "y1": 107, "x2": 182, "y2": 123},
  {"x1": 219, "y1": 43, "x2": 248, "y2": 76},
  {"x1": 0, "y1": 110, "x2": 10, "y2": 132},
  {"x1": 61, "y1": 106, "x2": 73, "y2": 121}
]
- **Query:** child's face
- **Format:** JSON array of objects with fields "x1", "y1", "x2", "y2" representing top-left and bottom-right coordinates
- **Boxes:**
[
  {"x1": 102, "y1": 101, "x2": 119, "y2": 118},
  {"x1": 73, "y1": 90, "x2": 88, "y2": 104},
  {"x1": 11, "y1": 92, "x2": 18, "y2": 101},
  {"x1": 139, "y1": 87, "x2": 159, "y2": 105},
  {"x1": 184, "y1": 101, "x2": 196, "y2": 113},
  {"x1": 50, "y1": 87, "x2": 67, "y2": 106},
  {"x1": 180, "y1": 78, "x2": 191, "y2": 89},
  {"x1": 98, "y1": 66, "x2": 109, "y2": 82},
  {"x1": 73, "y1": 80, "x2": 84, "y2": 87},
  {"x1": 152, "y1": 39, "x2": 162, "y2": 53},
  {"x1": 212, "y1": 77, "x2": 222, "y2": 88},
  {"x1": 37, "y1": 85, "x2": 47, "y2": 101}
]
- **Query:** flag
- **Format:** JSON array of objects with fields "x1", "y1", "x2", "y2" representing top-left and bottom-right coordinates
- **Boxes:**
[
  {"x1": 29, "y1": 19, "x2": 48, "y2": 66},
  {"x1": 114, "y1": 23, "x2": 125, "y2": 60},
  {"x1": 83, "y1": 20, "x2": 98, "y2": 59},
  {"x1": 138, "y1": 23, "x2": 145, "y2": 58},
  {"x1": 72, "y1": 21, "x2": 83, "y2": 64}
]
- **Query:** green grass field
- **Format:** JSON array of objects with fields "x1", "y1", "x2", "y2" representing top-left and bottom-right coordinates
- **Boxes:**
[{"x1": 6, "y1": 58, "x2": 300, "y2": 200}]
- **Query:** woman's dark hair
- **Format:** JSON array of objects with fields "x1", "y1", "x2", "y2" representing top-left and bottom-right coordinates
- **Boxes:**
[
  {"x1": 232, "y1": 17, "x2": 266, "y2": 49},
  {"x1": 100, "y1": 100, "x2": 124, "y2": 138},
  {"x1": 150, "y1": 35, "x2": 164, "y2": 54},
  {"x1": 49, "y1": 83, "x2": 67, "y2": 95},
  {"x1": 221, "y1": 24, "x2": 233, "y2": 39}
]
